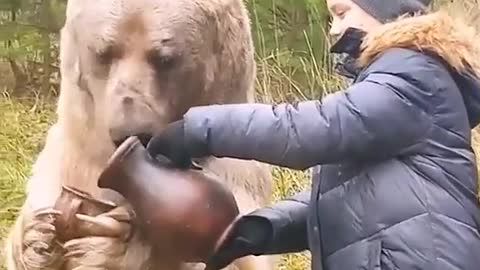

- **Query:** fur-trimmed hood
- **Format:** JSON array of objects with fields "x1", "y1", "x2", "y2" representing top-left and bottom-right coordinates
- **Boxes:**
[
  {"x1": 359, "y1": 10, "x2": 480, "y2": 75},
  {"x1": 359, "y1": 10, "x2": 480, "y2": 127}
]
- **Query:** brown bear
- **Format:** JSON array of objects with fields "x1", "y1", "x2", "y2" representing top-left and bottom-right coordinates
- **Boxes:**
[{"x1": 3, "y1": 0, "x2": 277, "y2": 269}]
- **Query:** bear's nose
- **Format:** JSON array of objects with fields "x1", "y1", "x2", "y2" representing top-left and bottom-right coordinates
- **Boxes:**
[{"x1": 122, "y1": 96, "x2": 134, "y2": 106}]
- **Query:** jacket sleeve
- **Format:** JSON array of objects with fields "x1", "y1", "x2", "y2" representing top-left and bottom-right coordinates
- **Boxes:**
[
  {"x1": 183, "y1": 72, "x2": 433, "y2": 170},
  {"x1": 246, "y1": 190, "x2": 311, "y2": 255}
]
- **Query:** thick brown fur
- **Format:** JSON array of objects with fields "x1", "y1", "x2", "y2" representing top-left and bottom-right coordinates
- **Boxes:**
[{"x1": 3, "y1": 0, "x2": 278, "y2": 269}]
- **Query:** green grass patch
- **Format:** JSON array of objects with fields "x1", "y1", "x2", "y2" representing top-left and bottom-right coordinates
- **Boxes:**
[{"x1": 0, "y1": 94, "x2": 56, "y2": 267}]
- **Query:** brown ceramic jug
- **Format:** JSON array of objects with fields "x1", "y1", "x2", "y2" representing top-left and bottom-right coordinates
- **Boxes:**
[
  {"x1": 96, "y1": 136, "x2": 240, "y2": 263},
  {"x1": 53, "y1": 185, "x2": 122, "y2": 241}
]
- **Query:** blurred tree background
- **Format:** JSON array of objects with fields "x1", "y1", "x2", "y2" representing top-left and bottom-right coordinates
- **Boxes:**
[
  {"x1": 0, "y1": 0, "x2": 479, "y2": 269},
  {"x1": 0, "y1": 0, "x2": 66, "y2": 98}
]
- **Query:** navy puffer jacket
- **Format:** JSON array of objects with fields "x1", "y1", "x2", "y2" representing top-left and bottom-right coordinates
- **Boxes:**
[{"x1": 181, "y1": 12, "x2": 480, "y2": 269}]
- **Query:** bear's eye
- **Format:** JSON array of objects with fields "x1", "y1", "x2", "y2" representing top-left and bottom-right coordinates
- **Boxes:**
[
  {"x1": 96, "y1": 45, "x2": 121, "y2": 66},
  {"x1": 147, "y1": 50, "x2": 176, "y2": 71}
]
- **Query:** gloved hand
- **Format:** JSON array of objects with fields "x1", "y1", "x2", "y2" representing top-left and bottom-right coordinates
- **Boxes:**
[
  {"x1": 204, "y1": 215, "x2": 273, "y2": 270},
  {"x1": 146, "y1": 120, "x2": 205, "y2": 168}
]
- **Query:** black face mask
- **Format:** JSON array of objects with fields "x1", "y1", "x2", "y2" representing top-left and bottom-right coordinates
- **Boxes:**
[{"x1": 329, "y1": 27, "x2": 367, "y2": 79}]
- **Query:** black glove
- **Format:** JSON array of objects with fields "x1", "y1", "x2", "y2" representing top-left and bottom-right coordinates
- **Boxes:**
[
  {"x1": 146, "y1": 120, "x2": 199, "y2": 168},
  {"x1": 204, "y1": 215, "x2": 273, "y2": 270}
]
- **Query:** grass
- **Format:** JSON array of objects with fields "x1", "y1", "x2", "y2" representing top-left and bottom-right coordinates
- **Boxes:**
[{"x1": 0, "y1": 94, "x2": 56, "y2": 268}]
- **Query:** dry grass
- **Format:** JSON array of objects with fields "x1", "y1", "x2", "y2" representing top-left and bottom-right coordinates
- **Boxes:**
[{"x1": 0, "y1": 94, "x2": 56, "y2": 268}]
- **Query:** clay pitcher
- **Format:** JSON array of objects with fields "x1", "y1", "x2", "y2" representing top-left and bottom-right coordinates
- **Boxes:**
[{"x1": 96, "y1": 136, "x2": 240, "y2": 263}]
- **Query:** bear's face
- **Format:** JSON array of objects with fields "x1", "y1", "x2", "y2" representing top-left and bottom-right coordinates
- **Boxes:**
[{"x1": 67, "y1": 0, "x2": 233, "y2": 144}]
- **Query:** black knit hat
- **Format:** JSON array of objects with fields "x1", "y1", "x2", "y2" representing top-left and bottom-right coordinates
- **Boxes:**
[{"x1": 352, "y1": 0, "x2": 432, "y2": 23}]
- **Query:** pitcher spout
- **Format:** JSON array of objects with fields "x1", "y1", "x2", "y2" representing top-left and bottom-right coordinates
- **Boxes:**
[{"x1": 97, "y1": 136, "x2": 144, "y2": 192}]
